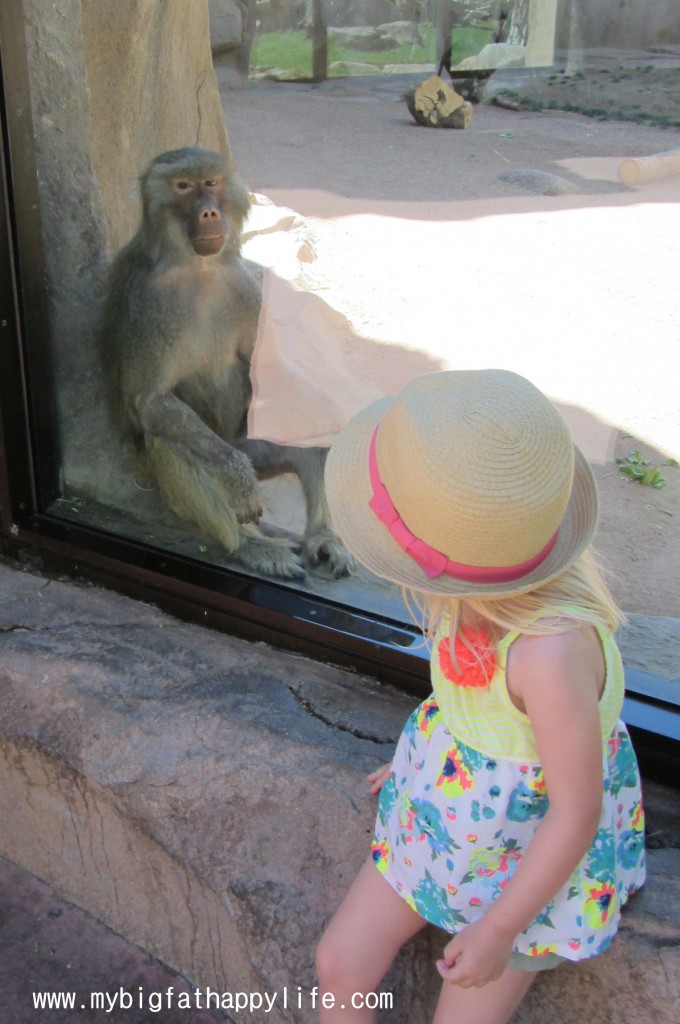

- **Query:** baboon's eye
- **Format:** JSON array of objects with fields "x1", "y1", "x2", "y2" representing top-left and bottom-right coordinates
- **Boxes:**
[
  {"x1": 205, "y1": 179, "x2": 219, "y2": 187},
  {"x1": 174, "y1": 180, "x2": 193, "y2": 192}
]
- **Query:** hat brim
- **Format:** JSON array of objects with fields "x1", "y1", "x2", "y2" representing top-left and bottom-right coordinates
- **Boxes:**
[{"x1": 325, "y1": 394, "x2": 599, "y2": 599}]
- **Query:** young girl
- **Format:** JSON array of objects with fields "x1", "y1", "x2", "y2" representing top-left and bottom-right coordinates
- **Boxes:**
[{"x1": 317, "y1": 369, "x2": 645, "y2": 1024}]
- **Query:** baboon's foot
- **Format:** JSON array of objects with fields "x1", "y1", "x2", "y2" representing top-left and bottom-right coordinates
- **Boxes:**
[
  {"x1": 237, "y1": 526, "x2": 306, "y2": 579},
  {"x1": 304, "y1": 528, "x2": 355, "y2": 578}
]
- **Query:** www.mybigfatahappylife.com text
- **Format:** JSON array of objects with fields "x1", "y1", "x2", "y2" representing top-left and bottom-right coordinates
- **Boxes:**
[{"x1": 32, "y1": 985, "x2": 394, "y2": 1015}]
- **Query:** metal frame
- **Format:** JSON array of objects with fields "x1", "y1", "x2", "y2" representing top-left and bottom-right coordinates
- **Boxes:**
[
  {"x1": 0, "y1": 1, "x2": 61, "y2": 517},
  {"x1": 0, "y1": 2, "x2": 677, "y2": 784}
]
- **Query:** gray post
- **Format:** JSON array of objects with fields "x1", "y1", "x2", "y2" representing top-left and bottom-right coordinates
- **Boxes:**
[{"x1": 311, "y1": 0, "x2": 327, "y2": 83}]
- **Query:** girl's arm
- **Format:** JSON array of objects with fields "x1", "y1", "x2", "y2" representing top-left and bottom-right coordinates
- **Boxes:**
[
  {"x1": 366, "y1": 761, "x2": 392, "y2": 795},
  {"x1": 438, "y1": 627, "x2": 605, "y2": 987}
]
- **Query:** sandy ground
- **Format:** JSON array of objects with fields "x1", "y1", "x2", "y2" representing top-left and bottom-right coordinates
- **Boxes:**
[{"x1": 218, "y1": 65, "x2": 680, "y2": 620}]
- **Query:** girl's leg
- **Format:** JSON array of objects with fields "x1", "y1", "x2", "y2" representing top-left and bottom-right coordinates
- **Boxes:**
[
  {"x1": 315, "y1": 857, "x2": 427, "y2": 1023},
  {"x1": 433, "y1": 966, "x2": 535, "y2": 1024}
]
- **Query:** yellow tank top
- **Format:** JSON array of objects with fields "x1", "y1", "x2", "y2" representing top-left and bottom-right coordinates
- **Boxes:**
[{"x1": 431, "y1": 617, "x2": 625, "y2": 763}]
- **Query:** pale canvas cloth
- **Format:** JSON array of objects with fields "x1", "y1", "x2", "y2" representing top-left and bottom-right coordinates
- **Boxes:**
[
  {"x1": 247, "y1": 270, "x2": 383, "y2": 447},
  {"x1": 241, "y1": 187, "x2": 680, "y2": 467},
  {"x1": 243, "y1": 194, "x2": 444, "y2": 450}
]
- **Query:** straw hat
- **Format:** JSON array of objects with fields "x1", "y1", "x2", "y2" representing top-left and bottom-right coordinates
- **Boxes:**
[{"x1": 325, "y1": 369, "x2": 599, "y2": 598}]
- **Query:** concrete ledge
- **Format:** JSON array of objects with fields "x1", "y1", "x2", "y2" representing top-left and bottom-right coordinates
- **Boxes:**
[{"x1": 0, "y1": 561, "x2": 678, "y2": 1022}]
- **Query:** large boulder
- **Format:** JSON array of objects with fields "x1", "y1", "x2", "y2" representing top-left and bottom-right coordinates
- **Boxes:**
[
  {"x1": 209, "y1": 0, "x2": 246, "y2": 54},
  {"x1": 21, "y1": 0, "x2": 229, "y2": 515},
  {"x1": 455, "y1": 41, "x2": 527, "y2": 71},
  {"x1": 327, "y1": 26, "x2": 393, "y2": 51},
  {"x1": 328, "y1": 20, "x2": 423, "y2": 50},
  {"x1": 325, "y1": 2, "x2": 420, "y2": 28},
  {"x1": 0, "y1": 562, "x2": 440, "y2": 1023},
  {"x1": 0, "y1": 563, "x2": 678, "y2": 1023},
  {"x1": 377, "y1": 20, "x2": 423, "y2": 45},
  {"x1": 210, "y1": 0, "x2": 255, "y2": 85}
]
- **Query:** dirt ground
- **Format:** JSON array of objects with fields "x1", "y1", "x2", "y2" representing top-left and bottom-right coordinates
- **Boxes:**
[{"x1": 219, "y1": 59, "x2": 680, "y2": 621}]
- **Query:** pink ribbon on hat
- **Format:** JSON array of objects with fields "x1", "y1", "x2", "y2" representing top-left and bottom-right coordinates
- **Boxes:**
[{"x1": 367, "y1": 426, "x2": 559, "y2": 582}]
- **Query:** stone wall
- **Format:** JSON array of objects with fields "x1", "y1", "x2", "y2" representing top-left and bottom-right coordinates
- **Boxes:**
[
  {"x1": 0, "y1": 562, "x2": 678, "y2": 1023},
  {"x1": 79, "y1": 0, "x2": 228, "y2": 267}
]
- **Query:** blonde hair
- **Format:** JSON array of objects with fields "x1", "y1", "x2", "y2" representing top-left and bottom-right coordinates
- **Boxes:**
[{"x1": 405, "y1": 549, "x2": 623, "y2": 664}]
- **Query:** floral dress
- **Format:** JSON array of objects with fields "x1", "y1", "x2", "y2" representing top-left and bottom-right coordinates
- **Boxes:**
[{"x1": 372, "y1": 619, "x2": 646, "y2": 962}]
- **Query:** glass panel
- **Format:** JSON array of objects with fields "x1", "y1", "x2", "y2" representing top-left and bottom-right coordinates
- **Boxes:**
[
  {"x1": 9, "y1": 0, "x2": 680, "y2": 631},
  {"x1": 247, "y1": 2, "x2": 495, "y2": 82}
]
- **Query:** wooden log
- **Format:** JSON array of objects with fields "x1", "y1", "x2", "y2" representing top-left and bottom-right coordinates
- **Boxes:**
[
  {"x1": 618, "y1": 148, "x2": 680, "y2": 187},
  {"x1": 405, "y1": 74, "x2": 472, "y2": 129}
]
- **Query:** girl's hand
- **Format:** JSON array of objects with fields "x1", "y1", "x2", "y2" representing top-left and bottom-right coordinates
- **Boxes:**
[
  {"x1": 366, "y1": 762, "x2": 392, "y2": 795},
  {"x1": 436, "y1": 920, "x2": 514, "y2": 988}
]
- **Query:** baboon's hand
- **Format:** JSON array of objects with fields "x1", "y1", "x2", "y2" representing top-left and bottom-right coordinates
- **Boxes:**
[{"x1": 224, "y1": 449, "x2": 263, "y2": 524}]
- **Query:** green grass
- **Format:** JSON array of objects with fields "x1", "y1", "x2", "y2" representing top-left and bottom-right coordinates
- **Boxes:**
[{"x1": 250, "y1": 24, "x2": 494, "y2": 79}]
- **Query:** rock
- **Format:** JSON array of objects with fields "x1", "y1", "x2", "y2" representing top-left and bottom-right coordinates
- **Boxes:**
[
  {"x1": 455, "y1": 42, "x2": 526, "y2": 71},
  {"x1": 241, "y1": 193, "x2": 317, "y2": 281},
  {"x1": 327, "y1": 26, "x2": 392, "y2": 51},
  {"x1": 211, "y1": 0, "x2": 253, "y2": 84},
  {"x1": 384, "y1": 63, "x2": 434, "y2": 76},
  {"x1": 325, "y1": 2, "x2": 416, "y2": 28},
  {"x1": 377, "y1": 21, "x2": 423, "y2": 46},
  {"x1": 405, "y1": 75, "x2": 472, "y2": 129},
  {"x1": 208, "y1": 0, "x2": 244, "y2": 55},
  {"x1": 0, "y1": 562, "x2": 678, "y2": 1023},
  {"x1": 500, "y1": 169, "x2": 580, "y2": 195},
  {"x1": 0, "y1": 563, "x2": 439, "y2": 1023},
  {"x1": 22, "y1": 0, "x2": 229, "y2": 520},
  {"x1": 0, "y1": 857, "x2": 227, "y2": 1024},
  {"x1": 77, "y1": 2, "x2": 229, "y2": 255},
  {"x1": 328, "y1": 19, "x2": 422, "y2": 50},
  {"x1": 492, "y1": 93, "x2": 524, "y2": 112},
  {"x1": 213, "y1": 61, "x2": 250, "y2": 89},
  {"x1": 328, "y1": 61, "x2": 380, "y2": 76},
  {"x1": 250, "y1": 66, "x2": 290, "y2": 81}
]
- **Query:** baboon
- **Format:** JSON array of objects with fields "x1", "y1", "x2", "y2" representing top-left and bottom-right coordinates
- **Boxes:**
[{"x1": 102, "y1": 146, "x2": 352, "y2": 579}]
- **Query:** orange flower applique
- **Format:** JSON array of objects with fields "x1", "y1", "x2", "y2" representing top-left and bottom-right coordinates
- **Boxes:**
[{"x1": 438, "y1": 628, "x2": 496, "y2": 689}]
